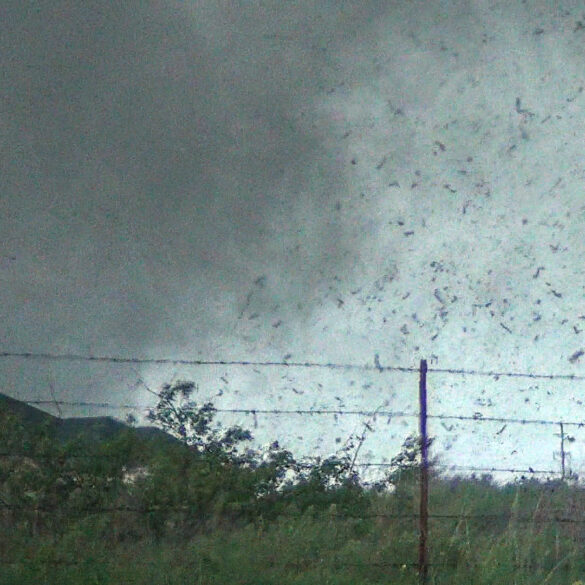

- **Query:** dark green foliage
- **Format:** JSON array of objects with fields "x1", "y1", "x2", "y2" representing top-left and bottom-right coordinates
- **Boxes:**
[{"x1": 2, "y1": 380, "x2": 372, "y2": 541}]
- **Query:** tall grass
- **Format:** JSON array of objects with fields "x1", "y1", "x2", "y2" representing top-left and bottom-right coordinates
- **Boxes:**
[{"x1": 3, "y1": 474, "x2": 585, "y2": 584}]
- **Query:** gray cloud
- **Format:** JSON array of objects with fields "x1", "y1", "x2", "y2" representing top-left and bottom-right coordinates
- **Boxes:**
[{"x1": 1, "y1": 1, "x2": 391, "y2": 362}]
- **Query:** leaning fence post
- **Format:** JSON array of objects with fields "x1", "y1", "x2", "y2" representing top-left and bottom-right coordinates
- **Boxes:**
[{"x1": 419, "y1": 359, "x2": 429, "y2": 584}]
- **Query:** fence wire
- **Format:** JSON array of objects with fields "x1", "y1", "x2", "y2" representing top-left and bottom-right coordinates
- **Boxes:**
[{"x1": 3, "y1": 349, "x2": 585, "y2": 380}]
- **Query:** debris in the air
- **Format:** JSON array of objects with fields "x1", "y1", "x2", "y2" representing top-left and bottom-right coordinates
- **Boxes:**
[{"x1": 374, "y1": 354, "x2": 383, "y2": 372}]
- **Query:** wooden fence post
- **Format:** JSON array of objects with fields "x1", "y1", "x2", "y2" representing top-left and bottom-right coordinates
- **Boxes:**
[
  {"x1": 559, "y1": 422, "x2": 566, "y2": 480},
  {"x1": 419, "y1": 359, "x2": 429, "y2": 584}
]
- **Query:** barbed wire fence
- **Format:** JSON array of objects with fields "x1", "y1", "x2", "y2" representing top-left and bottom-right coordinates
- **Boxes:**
[{"x1": 1, "y1": 350, "x2": 585, "y2": 580}]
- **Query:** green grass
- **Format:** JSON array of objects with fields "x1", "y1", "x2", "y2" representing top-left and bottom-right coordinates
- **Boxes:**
[{"x1": 4, "y1": 475, "x2": 585, "y2": 584}]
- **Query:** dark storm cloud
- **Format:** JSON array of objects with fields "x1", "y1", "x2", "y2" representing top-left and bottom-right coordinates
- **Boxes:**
[{"x1": 1, "y1": 1, "x2": 388, "y2": 360}]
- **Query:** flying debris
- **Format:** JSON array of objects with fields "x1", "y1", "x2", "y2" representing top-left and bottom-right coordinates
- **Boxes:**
[
  {"x1": 374, "y1": 354, "x2": 383, "y2": 372},
  {"x1": 515, "y1": 97, "x2": 535, "y2": 117},
  {"x1": 433, "y1": 289, "x2": 445, "y2": 304}
]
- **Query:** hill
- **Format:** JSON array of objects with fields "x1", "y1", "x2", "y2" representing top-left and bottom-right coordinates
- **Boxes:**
[{"x1": 0, "y1": 391, "x2": 176, "y2": 447}]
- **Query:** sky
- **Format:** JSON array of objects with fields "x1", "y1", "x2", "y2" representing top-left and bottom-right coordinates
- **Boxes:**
[{"x1": 2, "y1": 0, "x2": 585, "y2": 484}]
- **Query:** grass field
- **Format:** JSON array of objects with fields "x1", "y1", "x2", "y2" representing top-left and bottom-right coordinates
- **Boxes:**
[{"x1": 3, "y1": 474, "x2": 585, "y2": 585}]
